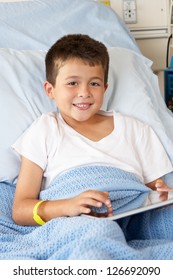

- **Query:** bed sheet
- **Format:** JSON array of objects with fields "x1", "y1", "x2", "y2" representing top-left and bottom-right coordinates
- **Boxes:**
[
  {"x1": 0, "y1": 0, "x2": 173, "y2": 185},
  {"x1": 1, "y1": 167, "x2": 173, "y2": 260}
]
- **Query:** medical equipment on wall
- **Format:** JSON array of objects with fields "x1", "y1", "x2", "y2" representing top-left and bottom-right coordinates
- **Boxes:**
[
  {"x1": 164, "y1": 58, "x2": 173, "y2": 112},
  {"x1": 164, "y1": 1, "x2": 173, "y2": 112}
]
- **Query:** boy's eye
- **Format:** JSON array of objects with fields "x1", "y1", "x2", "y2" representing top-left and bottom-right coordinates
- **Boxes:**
[
  {"x1": 67, "y1": 81, "x2": 78, "y2": 86},
  {"x1": 90, "y1": 82, "x2": 100, "y2": 87}
]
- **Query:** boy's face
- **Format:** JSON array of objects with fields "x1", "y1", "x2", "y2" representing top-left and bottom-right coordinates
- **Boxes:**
[{"x1": 44, "y1": 58, "x2": 108, "y2": 125}]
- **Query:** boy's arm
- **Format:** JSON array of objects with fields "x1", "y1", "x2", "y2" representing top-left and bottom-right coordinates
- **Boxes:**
[
  {"x1": 12, "y1": 156, "x2": 71, "y2": 225},
  {"x1": 12, "y1": 156, "x2": 44, "y2": 225},
  {"x1": 12, "y1": 157, "x2": 112, "y2": 226}
]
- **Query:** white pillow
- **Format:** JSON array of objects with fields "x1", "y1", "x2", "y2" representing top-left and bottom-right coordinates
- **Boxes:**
[
  {"x1": 0, "y1": 0, "x2": 139, "y2": 53},
  {"x1": 0, "y1": 49, "x2": 56, "y2": 183},
  {"x1": 1, "y1": 47, "x2": 173, "y2": 183},
  {"x1": 104, "y1": 48, "x2": 173, "y2": 154}
]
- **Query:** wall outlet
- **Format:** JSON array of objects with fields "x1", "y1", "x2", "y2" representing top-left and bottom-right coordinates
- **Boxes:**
[{"x1": 123, "y1": 0, "x2": 137, "y2": 23}]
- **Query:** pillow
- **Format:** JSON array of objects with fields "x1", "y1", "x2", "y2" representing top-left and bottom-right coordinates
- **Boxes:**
[
  {"x1": 0, "y1": 0, "x2": 139, "y2": 53},
  {"x1": 103, "y1": 48, "x2": 173, "y2": 160},
  {"x1": 0, "y1": 48, "x2": 56, "y2": 183},
  {"x1": 1, "y1": 47, "x2": 173, "y2": 184}
]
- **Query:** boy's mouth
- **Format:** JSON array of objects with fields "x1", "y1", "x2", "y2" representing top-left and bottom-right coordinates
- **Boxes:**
[{"x1": 73, "y1": 103, "x2": 92, "y2": 110}]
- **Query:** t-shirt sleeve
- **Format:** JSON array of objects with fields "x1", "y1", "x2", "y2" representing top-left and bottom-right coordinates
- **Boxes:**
[
  {"x1": 11, "y1": 114, "x2": 52, "y2": 171},
  {"x1": 136, "y1": 124, "x2": 173, "y2": 184}
]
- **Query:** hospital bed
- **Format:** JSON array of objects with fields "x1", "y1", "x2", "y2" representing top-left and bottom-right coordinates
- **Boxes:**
[{"x1": 0, "y1": 0, "x2": 173, "y2": 260}]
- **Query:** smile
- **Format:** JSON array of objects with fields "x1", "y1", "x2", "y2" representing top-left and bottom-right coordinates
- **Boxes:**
[{"x1": 73, "y1": 103, "x2": 92, "y2": 110}]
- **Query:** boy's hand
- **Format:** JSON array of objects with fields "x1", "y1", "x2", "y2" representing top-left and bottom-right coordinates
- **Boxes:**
[
  {"x1": 155, "y1": 179, "x2": 172, "y2": 201},
  {"x1": 65, "y1": 190, "x2": 113, "y2": 217}
]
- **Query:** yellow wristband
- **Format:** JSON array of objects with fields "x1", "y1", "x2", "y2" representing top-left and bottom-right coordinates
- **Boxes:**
[{"x1": 33, "y1": 200, "x2": 46, "y2": 226}]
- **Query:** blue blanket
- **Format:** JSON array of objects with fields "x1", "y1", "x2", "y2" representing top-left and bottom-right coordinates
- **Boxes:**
[{"x1": 0, "y1": 165, "x2": 173, "y2": 260}]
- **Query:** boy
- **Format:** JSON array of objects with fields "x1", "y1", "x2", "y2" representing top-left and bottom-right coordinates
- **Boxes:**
[{"x1": 12, "y1": 34, "x2": 173, "y2": 226}]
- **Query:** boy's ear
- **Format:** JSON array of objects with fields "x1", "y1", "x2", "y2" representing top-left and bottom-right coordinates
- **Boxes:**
[
  {"x1": 44, "y1": 81, "x2": 54, "y2": 99},
  {"x1": 104, "y1": 83, "x2": 108, "y2": 92}
]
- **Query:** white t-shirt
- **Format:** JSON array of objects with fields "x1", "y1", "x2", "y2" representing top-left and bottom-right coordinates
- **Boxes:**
[{"x1": 12, "y1": 110, "x2": 173, "y2": 190}]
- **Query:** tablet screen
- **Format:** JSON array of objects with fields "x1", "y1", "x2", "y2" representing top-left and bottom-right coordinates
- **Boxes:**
[{"x1": 107, "y1": 191, "x2": 173, "y2": 220}]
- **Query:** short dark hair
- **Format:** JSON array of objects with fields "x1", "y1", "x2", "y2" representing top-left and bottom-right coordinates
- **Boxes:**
[{"x1": 45, "y1": 34, "x2": 109, "y2": 86}]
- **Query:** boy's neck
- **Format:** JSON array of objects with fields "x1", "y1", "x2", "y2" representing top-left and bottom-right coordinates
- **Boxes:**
[
  {"x1": 60, "y1": 112, "x2": 114, "y2": 142},
  {"x1": 61, "y1": 111, "x2": 102, "y2": 129}
]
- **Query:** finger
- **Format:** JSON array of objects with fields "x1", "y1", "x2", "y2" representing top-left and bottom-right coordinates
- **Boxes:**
[
  {"x1": 82, "y1": 190, "x2": 111, "y2": 207},
  {"x1": 156, "y1": 186, "x2": 170, "y2": 192},
  {"x1": 79, "y1": 206, "x2": 92, "y2": 215},
  {"x1": 155, "y1": 180, "x2": 171, "y2": 191},
  {"x1": 155, "y1": 179, "x2": 165, "y2": 188},
  {"x1": 107, "y1": 206, "x2": 113, "y2": 214},
  {"x1": 159, "y1": 192, "x2": 168, "y2": 201},
  {"x1": 80, "y1": 197, "x2": 103, "y2": 208}
]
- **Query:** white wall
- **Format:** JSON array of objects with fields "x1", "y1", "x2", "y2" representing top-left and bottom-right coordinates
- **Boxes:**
[
  {"x1": 110, "y1": 0, "x2": 171, "y2": 95},
  {"x1": 110, "y1": 0, "x2": 170, "y2": 72}
]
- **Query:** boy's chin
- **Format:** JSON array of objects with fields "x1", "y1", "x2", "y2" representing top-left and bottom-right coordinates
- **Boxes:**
[
  {"x1": 72, "y1": 115, "x2": 92, "y2": 122},
  {"x1": 72, "y1": 110, "x2": 98, "y2": 122}
]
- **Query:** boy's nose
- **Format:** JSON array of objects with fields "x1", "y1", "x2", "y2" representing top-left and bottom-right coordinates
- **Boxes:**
[{"x1": 78, "y1": 86, "x2": 91, "y2": 98}]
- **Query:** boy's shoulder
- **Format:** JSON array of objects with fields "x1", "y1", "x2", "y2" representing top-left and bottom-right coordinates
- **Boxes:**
[
  {"x1": 35, "y1": 111, "x2": 59, "y2": 124},
  {"x1": 101, "y1": 110, "x2": 151, "y2": 131},
  {"x1": 28, "y1": 112, "x2": 60, "y2": 132},
  {"x1": 114, "y1": 111, "x2": 148, "y2": 128}
]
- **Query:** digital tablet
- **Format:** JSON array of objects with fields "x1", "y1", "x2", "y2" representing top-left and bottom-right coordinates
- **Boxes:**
[
  {"x1": 83, "y1": 191, "x2": 173, "y2": 220},
  {"x1": 107, "y1": 191, "x2": 173, "y2": 220}
]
